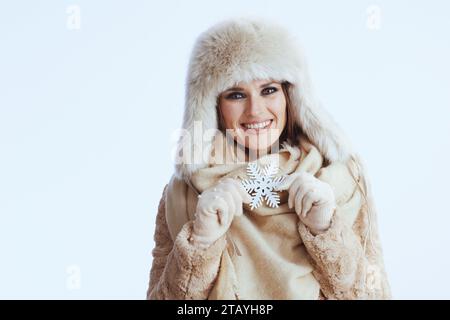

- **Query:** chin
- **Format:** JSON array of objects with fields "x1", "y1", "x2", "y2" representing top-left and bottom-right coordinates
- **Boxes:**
[
  {"x1": 232, "y1": 127, "x2": 282, "y2": 154},
  {"x1": 238, "y1": 137, "x2": 281, "y2": 154},
  {"x1": 246, "y1": 143, "x2": 271, "y2": 152}
]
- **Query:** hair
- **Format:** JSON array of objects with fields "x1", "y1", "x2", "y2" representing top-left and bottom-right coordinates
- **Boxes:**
[
  {"x1": 216, "y1": 81, "x2": 303, "y2": 149},
  {"x1": 279, "y1": 81, "x2": 302, "y2": 147}
]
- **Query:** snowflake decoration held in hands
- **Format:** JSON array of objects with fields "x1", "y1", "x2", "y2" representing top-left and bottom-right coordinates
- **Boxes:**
[{"x1": 240, "y1": 160, "x2": 286, "y2": 210}]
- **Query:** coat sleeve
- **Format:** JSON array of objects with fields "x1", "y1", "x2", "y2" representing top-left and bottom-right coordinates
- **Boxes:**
[
  {"x1": 146, "y1": 185, "x2": 228, "y2": 300},
  {"x1": 297, "y1": 160, "x2": 391, "y2": 300}
]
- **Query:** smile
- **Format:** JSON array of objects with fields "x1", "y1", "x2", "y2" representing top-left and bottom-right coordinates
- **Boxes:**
[{"x1": 241, "y1": 119, "x2": 273, "y2": 130}]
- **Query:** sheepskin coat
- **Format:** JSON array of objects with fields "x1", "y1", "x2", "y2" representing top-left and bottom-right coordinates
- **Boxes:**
[{"x1": 146, "y1": 17, "x2": 391, "y2": 300}]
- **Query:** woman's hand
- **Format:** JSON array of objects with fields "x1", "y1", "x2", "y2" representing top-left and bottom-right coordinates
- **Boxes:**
[
  {"x1": 191, "y1": 178, "x2": 252, "y2": 248},
  {"x1": 276, "y1": 171, "x2": 337, "y2": 235}
]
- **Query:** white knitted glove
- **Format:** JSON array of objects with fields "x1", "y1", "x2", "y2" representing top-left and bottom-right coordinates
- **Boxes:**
[
  {"x1": 275, "y1": 171, "x2": 337, "y2": 235},
  {"x1": 191, "y1": 178, "x2": 252, "y2": 248}
]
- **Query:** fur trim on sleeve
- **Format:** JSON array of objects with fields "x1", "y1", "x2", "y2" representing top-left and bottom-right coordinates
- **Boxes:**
[
  {"x1": 298, "y1": 160, "x2": 391, "y2": 300},
  {"x1": 147, "y1": 186, "x2": 228, "y2": 300}
]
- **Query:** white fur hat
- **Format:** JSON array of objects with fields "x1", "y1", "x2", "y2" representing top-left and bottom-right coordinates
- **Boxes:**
[{"x1": 175, "y1": 17, "x2": 353, "y2": 180}]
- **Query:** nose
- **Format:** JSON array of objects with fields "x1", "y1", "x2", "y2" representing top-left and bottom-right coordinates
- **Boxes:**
[{"x1": 245, "y1": 95, "x2": 265, "y2": 117}]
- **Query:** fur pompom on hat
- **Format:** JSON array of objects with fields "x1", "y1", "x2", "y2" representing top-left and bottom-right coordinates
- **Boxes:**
[{"x1": 175, "y1": 17, "x2": 353, "y2": 180}]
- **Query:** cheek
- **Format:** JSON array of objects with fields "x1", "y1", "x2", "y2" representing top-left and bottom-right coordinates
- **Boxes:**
[
  {"x1": 220, "y1": 104, "x2": 243, "y2": 128},
  {"x1": 269, "y1": 96, "x2": 287, "y2": 126}
]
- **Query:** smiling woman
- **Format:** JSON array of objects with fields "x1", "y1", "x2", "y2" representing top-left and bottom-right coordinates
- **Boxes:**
[
  {"x1": 217, "y1": 79, "x2": 300, "y2": 160},
  {"x1": 147, "y1": 17, "x2": 391, "y2": 300}
]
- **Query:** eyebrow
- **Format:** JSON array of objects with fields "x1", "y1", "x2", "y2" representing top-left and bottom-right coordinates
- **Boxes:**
[{"x1": 223, "y1": 81, "x2": 277, "y2": 92}]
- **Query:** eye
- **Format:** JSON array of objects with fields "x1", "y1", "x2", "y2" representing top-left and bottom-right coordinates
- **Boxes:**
[
  {"x1": 224, "y1": 92, "x2": 245, "y2": 100},
  {"x1": 261, "y1": 87, "x2": 278, "y2": 95}
]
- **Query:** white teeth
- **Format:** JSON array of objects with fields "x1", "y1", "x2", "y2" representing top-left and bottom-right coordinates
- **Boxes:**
[{"x1": 244, "y1": 120, "x2": 271, "y2": 129}]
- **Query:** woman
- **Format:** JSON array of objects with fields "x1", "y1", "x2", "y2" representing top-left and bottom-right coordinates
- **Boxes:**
[{"x1": 147, "y1": 18, "x2": 391, "y2": 300}]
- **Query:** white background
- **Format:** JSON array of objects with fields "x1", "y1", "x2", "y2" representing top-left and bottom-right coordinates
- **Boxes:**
[{"x1": 1, "y1": 0, "x2": 449, "y2": 299}]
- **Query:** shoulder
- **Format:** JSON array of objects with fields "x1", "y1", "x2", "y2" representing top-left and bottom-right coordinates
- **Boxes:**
[{"x1": 316, "y1": 155, "x2": 362, "y2": 204}]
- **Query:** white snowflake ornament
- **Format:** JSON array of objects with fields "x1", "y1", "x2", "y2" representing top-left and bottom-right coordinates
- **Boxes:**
[{"x1": 240, "y1": 160, "x2": 286, "y2": 210}]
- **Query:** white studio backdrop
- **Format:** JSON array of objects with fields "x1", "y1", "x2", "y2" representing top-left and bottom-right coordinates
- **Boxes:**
[{"x1": 0, "y1": 0, "x2": 449, "y2": 299}]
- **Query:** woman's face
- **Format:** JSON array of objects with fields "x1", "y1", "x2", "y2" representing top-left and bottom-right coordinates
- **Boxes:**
[{"x1": 218, "y1": 79, "x2": 287, "y2": 153}]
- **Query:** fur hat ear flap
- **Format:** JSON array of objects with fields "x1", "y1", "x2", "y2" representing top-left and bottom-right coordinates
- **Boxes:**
[
  {"x1": 174, "y1": 91, "x2": 219, "y2": 181},
  {"x1": 174, "y1": 17, "x2": 353, "y2": 180},
  {"x1": 287, "y1": 70, "x2": 353, "y2": 163}
]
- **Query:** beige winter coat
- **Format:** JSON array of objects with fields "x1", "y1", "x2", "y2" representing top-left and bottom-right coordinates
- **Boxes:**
[{"x1": 146, "y1": 137, "x2": 391, "y2": 300}]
